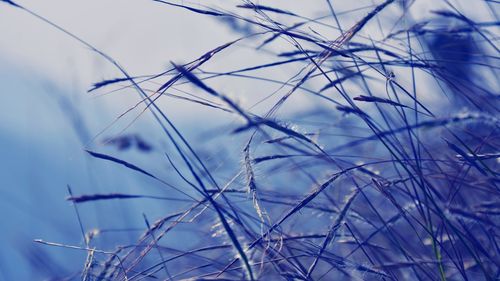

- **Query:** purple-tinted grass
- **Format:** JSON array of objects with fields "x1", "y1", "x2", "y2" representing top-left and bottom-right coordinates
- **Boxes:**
[{"x1": 3, "y1": 0, "x2": 499, "y2": 280}]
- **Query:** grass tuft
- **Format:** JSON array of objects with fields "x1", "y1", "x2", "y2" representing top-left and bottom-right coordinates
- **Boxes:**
[{"x1": 4, "y1": 0, "x2": 498, "y2": 280}]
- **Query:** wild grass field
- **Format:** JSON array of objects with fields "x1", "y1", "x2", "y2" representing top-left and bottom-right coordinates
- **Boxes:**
[{"x1": 0, "y1": 0, "x2": 499, "y2": 280}]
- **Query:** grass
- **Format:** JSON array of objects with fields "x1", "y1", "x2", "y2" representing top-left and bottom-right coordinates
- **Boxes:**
[{"x1": 2, "y1": 0, "x2": 499, "y2": 280}]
